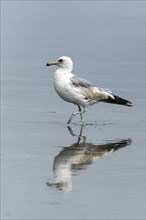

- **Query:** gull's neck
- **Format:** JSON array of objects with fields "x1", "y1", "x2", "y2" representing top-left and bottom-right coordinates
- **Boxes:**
[{"x1": 56, "y1": 66, "x2": 72, "y2": 74}]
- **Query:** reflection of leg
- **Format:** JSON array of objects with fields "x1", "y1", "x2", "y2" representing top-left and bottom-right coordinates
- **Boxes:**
[
  {"x1": 67, "y1": 125, "x2": 86, "y2": 144},
  {"x1": 67, "y1": 105, "x2": 86, "y2": 124}
]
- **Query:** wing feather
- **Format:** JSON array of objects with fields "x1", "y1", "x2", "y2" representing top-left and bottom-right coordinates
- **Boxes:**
[
  {"x1": 71, "y1": 76, "x2": 95, "y2": 88},
  {"x1": 70, "y1": 75, "x2": 114, "y2": 102}
]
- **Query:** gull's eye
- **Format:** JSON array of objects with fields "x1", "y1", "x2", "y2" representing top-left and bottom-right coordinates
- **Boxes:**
[{"x1": 58, "y1": 59, "x2": 63, "y2": 62}]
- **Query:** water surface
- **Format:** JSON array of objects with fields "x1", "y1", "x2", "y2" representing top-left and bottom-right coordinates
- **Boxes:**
[{"x1": 1, "y1": 1, "x2": 145, "y2": 219}]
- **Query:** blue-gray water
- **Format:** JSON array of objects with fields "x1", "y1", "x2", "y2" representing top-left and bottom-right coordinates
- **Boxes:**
[{"x1": 1, "y1": 1, "x2": 145, "y2": 220}]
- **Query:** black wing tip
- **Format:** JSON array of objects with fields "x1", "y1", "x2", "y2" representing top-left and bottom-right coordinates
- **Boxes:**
[
  {"x1": 106, "y1": 95, "x2": 133, "y2": 107},
  {"x1": 125, "y1": 99, "x2": 133, "y2": 107},
  {"x1": 126, "y1": 101, "x2": 133, "y2": 107},
  {"x1": 113, "y1": 95, "x2": 133, "y2": 107}
]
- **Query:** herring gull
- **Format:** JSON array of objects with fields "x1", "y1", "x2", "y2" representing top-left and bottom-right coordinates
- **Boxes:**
[{"x1": 46, "y1": 56, "x2": 132, "y2": 125}]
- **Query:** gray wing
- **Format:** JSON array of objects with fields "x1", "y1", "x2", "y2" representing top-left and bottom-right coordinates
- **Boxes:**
[
  {"x1": 71, "y1": 75, "x2": 113, "y2": 94},
  {"x1": 71, "y1": 75, "x2": 95, "y2": 88}
]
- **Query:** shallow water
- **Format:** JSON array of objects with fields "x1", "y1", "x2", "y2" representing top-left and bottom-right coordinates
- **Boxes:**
[{"x1": 1, "y1": 1, "x2": 145, "y2": 220}]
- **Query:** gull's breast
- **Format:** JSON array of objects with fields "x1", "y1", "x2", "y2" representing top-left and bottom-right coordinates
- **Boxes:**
[{"x1": 53, "y1": 71, "x2": 87, "y2": 106}]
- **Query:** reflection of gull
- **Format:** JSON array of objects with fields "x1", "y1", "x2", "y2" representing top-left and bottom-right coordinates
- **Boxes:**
[
  {"x1": 47, "y1": 127, "x2": 132, "y2": 192},
  {"x1": 46, "y1": 56, "x2": 132, "y2": 124}
]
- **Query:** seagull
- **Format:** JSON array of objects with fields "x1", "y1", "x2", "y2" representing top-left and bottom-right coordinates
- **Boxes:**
[{"x1": 46, "y1": 56, "x2": 132, "y2": 125}]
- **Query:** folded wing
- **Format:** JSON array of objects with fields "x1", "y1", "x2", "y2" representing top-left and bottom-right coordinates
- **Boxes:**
[{"x1": 71, "y1": 75, "x2": 132, "y2": 107}]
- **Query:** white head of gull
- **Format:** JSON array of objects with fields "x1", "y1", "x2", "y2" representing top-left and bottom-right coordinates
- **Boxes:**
[{"x1": 46, "y1": 56, "x2": 132, "y2": 125}]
